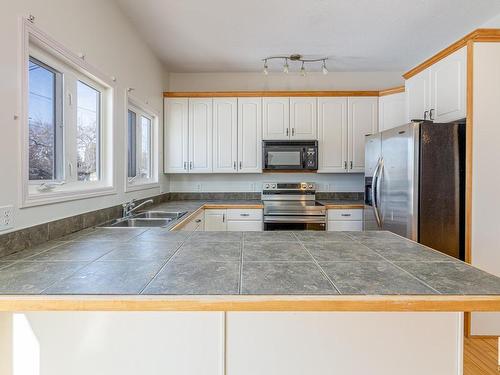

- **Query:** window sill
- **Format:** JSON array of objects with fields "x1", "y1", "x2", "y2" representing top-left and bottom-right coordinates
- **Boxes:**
[
  {"x1": 22, "y1": 185, "x2": 117, "y2": 208},
  {"x1": 125, "y1": 181, "x2": 160, "y2": 193}
]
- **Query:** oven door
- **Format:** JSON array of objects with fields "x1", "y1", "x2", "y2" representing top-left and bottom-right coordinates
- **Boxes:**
[
  {"x1": 264, "y1": 146, "x2": 304, "y2": 170},
  {"x1": 263, "y1": 217, "x2": 326, "y2": 231}
]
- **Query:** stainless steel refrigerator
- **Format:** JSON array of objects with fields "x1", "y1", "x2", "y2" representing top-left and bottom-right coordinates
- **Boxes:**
[{"x1": 364, "y1": 121, "x2": 466, "y2": 259}]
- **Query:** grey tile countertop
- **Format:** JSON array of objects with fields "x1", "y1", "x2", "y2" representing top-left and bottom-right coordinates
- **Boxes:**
[{"x1": 1, "y1": 227, "x2": 500, "y2": 296}]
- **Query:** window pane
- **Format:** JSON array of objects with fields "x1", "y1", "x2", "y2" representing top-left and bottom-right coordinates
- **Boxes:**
[
  {"x1": 77, "y1": 81, "x2": 100, "y2": 181},
  {"x1": 140, "y1": 116, "x2": 152, "y2": 179},
  {"x1": 28, "y1": 58, "x2": 58, "y2": 180},
  {"x1": 127, "y1": 110, "x2": 137, "y2": 178}
]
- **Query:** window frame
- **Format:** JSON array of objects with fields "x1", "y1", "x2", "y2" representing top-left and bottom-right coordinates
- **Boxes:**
[
  {"x1": 125, "y1": 95, "x2": 159, "y2": 192},
  {"x1": 20, "y1": 19, "x2": 116, "y2": 207}
]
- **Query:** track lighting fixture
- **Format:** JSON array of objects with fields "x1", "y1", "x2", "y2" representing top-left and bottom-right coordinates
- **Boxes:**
[
  {"x1": 322, "y1": 59, "x2": 328, "y2": 75},
  {"x1": 261, "y1": 54, "x2": 329, "y2": 76}
]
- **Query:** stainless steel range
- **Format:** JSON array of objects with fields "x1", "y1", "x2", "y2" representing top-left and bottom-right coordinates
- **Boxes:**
[{"x1": 262, "y1": 182, "x2": 326, "y2": 231}]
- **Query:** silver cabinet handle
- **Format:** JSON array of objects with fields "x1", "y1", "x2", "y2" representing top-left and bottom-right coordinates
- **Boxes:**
[
  {"x1": 240, "y1": 213, "x2": 250, "y2": 217},
  {"x1": 233, "y1": 161, "x2": 236, "y2": 170},
  {"x1": 350, "y1": 161, "x2": 353, "y2": 170},
  {"x1": 344, "y1": 161, "x2": 347, "y2": 170},
  {"x1": 190, "y1": 161, "x2": 193, "y2": 170},
  {"x1": 184, "y1": 162, "x2": 187, "y2": 170},
  {"x1": 239, "y1": 161, "x2": 242, "y2": 170},
  {"x1": 222, "y1": 213, "x2": 225, "y2": 222},
  {"x1": 195, "y1": 219, "x2": 201, "y2": 223},
  {"x1": 429, "y1": 109, "x2": 435, "y2": 121},
  {"x1": 341, "y1": 213, "x2": 351, "y2": 217},
  {"x1": 423, "y1": 110, "x2": 429, "y2": 120},
  {"x1": 291, "y1": 128, "x2": 295, "y2": 136},
  {"x1": 286, "y1": 128, "x2": 289, "y2": 137}
]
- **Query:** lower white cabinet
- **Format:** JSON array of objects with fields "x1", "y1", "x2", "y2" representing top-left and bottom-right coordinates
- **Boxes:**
[
  {"x1": 327, "y1": 208, "x2": 363, "y2": 231},
  {"x1": 204, "y1": 208, "x2": 263, "y2": 231},
  {"x1": 180, "y1": 210, "x2": 204, "y2": 231}
]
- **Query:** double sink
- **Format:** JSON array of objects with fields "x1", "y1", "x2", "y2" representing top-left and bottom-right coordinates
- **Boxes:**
[{"x1": 101, "y1": 211, "x2": 187, "y2": 228}]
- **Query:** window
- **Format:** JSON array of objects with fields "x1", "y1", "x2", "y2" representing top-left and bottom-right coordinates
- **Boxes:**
[
  {"x1": 126, "y1": 100, "x2": 158, "y2": 190},
  {"x1": 22, "y1": 21, "x2": 114, "y2": 206}
]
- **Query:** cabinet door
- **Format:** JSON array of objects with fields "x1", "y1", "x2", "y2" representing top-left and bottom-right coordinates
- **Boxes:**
[
  {"x1": 348, "y1": 97, "x2": 378, "y2": 173},
  {"x1": 164, "y1": 98, "x2": 189, "y2": 173},
  {"x1": 290, "y1": 98, "x2": 317, "y2": 140},
  {"x1": 262, "y1": 97, "x2": 290, "y2": 140},
  {"x1": 213, "y1": 98, "x2": 238, "y2": 173},
  {"x1": 204, "y1": 209, "x2": 227, "y2": 231},
  {"x1": 378, "y1": 92, "x2": 407, "y2": 131},
  {"x1": 317, "y1": 98, "x2": 348, "y2": 173},
  {"x1": 328, "y1": 220, "x2": 363, "y2": 231},
  {"x1": 227, "y1": 221, "x2": 262, "y2": 231},
  {"x1": 238, "y1": 98, "x2": 262, "y2": 173},
  {"x1": 188, "y1": 98, "x2": 213, "y2": 173},
  {"x1": 430, "y1": 46, "x2": 466, "y2": 123},
  {"x1": 406, "y1": 69, "x2": 431, "y2": 121}
]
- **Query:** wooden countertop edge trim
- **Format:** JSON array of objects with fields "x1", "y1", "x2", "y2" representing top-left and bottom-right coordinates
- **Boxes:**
[
  {"x1": 378, "y1": 86, "x2": 405, "y2": 96},
  {"x1": 0, "y1": 295, "x2": 500, "y2": 312},
  {"x1": 169, "y1": 206, "x2": 205, "y2": 230},
  {"x1": 403, "y1": 28, "x2": 500, "y2": 79},
  {"x1": 163, "y1": 91, "x2": 381, "y2": 98},
  {"x1": 324, "y1": 204, "x2": 364, "y2": 209}
]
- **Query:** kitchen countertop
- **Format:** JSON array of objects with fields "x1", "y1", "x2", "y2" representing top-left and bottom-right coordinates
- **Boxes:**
[{"x1": 0, "y1": 199, "x2": 499, "y2": 311}]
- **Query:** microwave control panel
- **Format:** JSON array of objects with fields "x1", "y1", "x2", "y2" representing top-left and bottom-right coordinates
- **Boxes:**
[{"x1": 304, "y1": 147, "x2": 317, "y2": 168}]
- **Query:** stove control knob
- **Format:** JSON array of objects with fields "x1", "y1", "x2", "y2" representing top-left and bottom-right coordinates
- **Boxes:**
[
  {"x1": 301, "y1": 183, "x2": 307, "y2": 189},
  {"x1": 308, "y1": 184, "x2": 313, "y2": 189},
  {"x1": 271, "y1": 184, "x2": 276, "y2": 188},
  {"x1": 265, "y1": 184, "x2": 270, "y2": 189}
]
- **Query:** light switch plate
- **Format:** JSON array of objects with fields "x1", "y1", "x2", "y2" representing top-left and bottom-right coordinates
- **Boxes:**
[{"x1": 0, "y1": 205, "x2": 14, "y2": 231}]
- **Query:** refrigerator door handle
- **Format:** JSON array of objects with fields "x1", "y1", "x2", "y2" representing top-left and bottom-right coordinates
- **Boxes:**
[
  {"x1": 371, "y1": 158, "x2": 382, "y2": 228},
  {"x1": 375, "y1": 158, "x2": 384, "y2": 227}
]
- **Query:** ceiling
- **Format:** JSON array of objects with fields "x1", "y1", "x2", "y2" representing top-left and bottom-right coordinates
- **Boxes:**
[{"x1": 115, "y1": 0, "x2": 500, "y2": 73}]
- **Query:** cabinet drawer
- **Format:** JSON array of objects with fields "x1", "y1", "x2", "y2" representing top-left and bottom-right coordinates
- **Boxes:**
[
  {"x1": 227, "y1": 221, "x2": 262, "y2": 231},
  {"x1": 327, "y1": 220, "x2": 363, "y2": 231},
  {"x1": 226, "y1": 209, "x2": 262, "y2": 221},
  {"x1": 327, "y1": 209, "x2": 362, "y2": 221},
  {"x1": 179, "y1": 211, "x2": 204, "y2": 231}
]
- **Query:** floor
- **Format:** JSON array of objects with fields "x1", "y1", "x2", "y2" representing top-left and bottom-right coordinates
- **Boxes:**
[{"x1": 464, "y1": 337, "x2": 499, "y2": 374}]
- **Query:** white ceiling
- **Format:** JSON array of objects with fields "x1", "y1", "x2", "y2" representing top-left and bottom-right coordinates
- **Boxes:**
[{"x1": 116, "y1": 0, "x2": 500, "y2": 73}]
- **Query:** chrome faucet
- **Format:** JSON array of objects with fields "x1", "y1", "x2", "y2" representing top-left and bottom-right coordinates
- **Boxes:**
[{"x1": 122, "y1": 199, "x2": 154, "y2": 218}]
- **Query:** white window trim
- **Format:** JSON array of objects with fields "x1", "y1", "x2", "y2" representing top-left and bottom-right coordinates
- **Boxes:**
[
  {"x1": 19, "y1": 18, "x2": 117, "y2": 207},
  {"x1": 125, "y1": 94, "x2": 160, "y2": 192}
]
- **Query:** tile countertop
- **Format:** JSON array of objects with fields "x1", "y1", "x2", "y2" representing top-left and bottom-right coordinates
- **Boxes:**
[{"x1": 0, "y1": 199, "x2": 499, "y2": 312}]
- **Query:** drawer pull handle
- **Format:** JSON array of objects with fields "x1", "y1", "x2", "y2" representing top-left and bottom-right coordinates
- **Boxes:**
[
  {"x1": 195, "y1": 219, "x2": 202, "y2": 223},
  {"x1": 341, "y1": 214, "x2": 351, "y2": 217},
  {"x1": 240, "y1": 213, "x2": 250, "y2": 216}
]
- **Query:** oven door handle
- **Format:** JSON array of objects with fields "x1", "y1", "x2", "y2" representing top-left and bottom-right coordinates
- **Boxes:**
[{"x1": 264, "y1": 216, "x2": 326, "y2": 223}]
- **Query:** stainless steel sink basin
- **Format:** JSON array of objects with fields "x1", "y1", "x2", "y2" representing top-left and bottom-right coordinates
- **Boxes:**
[
  {"x1": 133, "y1": 211, "x2": 187, "y2": 219},
  {"x1": 105, "y1": 218, "x2": 172, "y2": 228}
]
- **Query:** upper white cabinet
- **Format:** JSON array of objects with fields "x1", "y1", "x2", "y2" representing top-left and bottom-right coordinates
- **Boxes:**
[
  {"x1": 430, "y1": 47, "x2": 467, "y2": 122},
  {"x1": 378, "y1": 92, "x2": 407, "y2": 131},
  {"x1": 263, "y1": 97, "x2": 290, "y2": 140},
  {"x1": 238, "y1": 98, "x2": 262, "y2": 173},
  {"x1": 290, "y1": 98, "x2": 318, "y2": 140},
  {"x1": 406, "y1": 46, "x2": 466, "y2": 123},
  {"x1": 213, "y1": 98, "x2": 238, "y2": 173},
  {"x1": 348, "y1": 97, "x2": 378, "y2": 173},
  {"x1": 164, "y1": 98, "x2": 189, "y2": 173},
  {"x1": 189, "y1": 98, "x2": 213, "y2": 173},
  {"x1": 317, "y1": 98, "x2": 348, "y2": 173}
]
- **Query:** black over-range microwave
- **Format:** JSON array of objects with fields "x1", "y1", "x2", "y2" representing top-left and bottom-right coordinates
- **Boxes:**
[{"x1": 263, "y1": 140, "x2": 318, "y2": 171}]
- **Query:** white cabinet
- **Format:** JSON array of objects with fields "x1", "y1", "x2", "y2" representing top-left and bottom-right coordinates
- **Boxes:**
[
  {"x1": 378, "y1": 92, "x2": 407, "y2": 131},
  {"x1": 213, "y1": 98, "x2": 238, "y2": 173},
  {"x1": 405, "y1": 47, "x2": 466, "y2": 123},
  {"x1": 179, "y1": 210, "x2": 204, "y2": 231},
  {"x1": 327, "y1": 208, "x2": 363, "y2": 231},
  {"x1": 238, "y1": 98, "x2": 262, "y2": 173},
  {"x1": 348, "y1": 97, "x2": 378, "y2": 173},
  {"x1": 262, "y1": 97, "x2": 290, "y2": 140},
  {"x1": 430, "y1": 47, "x2": 467, "y2": 122},
  {"x1": 317, "y1": 98, "x2": 348, "y2": 173},
  {"x1": 406, "y1": 69, "x2": 431, "y2": 122},
  {"x1": 164, "y1": 98, "x2": 212, "y2": 174},
  {"x1": 290, "y1": 98, "x2": 317, "y2": 140},
  {"x1": 204, "y1": 209, "x2": 227, "y2": 231},
  {"x1": 164, "y1": 98, "x2": 189, "y2": 173},
  {"x1": 189, "y1": 98, "x2": 213, "y2": 173},
  {"x1": 204, "y1": 208, "x2": 263, "y2": 231}
]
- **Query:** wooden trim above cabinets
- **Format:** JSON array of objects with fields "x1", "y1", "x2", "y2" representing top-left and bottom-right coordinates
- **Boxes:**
[
  {"x1": 403, "y1": 28, "x2": 500, "y2": 79},
  {"x1": 378, "y1": 86, "x2": 405, "y2": 96},
  {"x1": 164, "y1": 91, "x2": 381, "y2": 98}
]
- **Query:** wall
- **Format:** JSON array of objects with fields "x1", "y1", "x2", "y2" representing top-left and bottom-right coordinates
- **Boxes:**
[
  {"x1": 470, "y1": 42, "x2": 500, "y2": 336},
  {"x1": 168, "y1": 72, "x2": 404, "y2": 92},
  {"x1": 0, "y1": 0, "x2": 168, "y2": 233}
]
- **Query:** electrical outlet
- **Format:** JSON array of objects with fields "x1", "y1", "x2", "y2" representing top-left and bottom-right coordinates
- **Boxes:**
[{"x1": 0, "y1": 205, "x2": 14, "y2": 231}]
